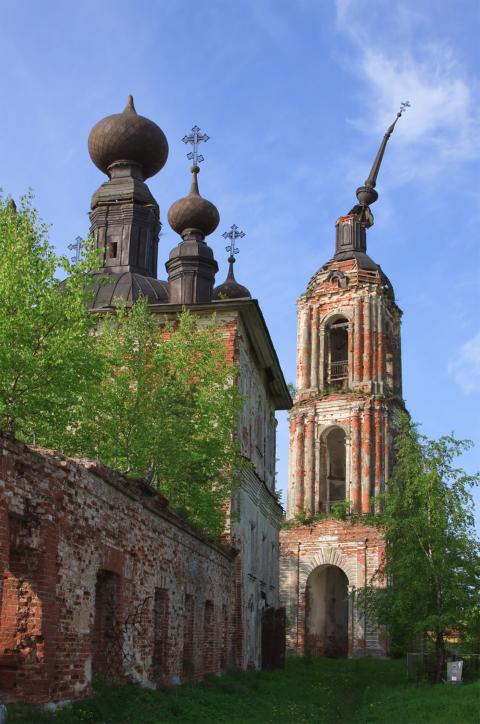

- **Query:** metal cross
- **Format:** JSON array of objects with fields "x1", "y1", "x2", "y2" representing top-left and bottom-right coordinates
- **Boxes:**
[
  {"x1": 67, "y1": 236, "x2": 82, "y2": 263},
  {"x1": 182, "y1": 125, "x2": 210, "y2": 166},
  {"x1": 222, "y1": 224, "x2": 245, "y2": 257},
  {"x1": 399, "y1": 100, "x2": 411, "y2": 115}
]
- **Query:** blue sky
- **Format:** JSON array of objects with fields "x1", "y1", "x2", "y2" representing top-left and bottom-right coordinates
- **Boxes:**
[{"x1": 0, "y1": 0, "x2": 479, "y2": 524}]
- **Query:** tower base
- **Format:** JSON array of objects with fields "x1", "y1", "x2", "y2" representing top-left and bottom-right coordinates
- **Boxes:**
[{"x1": 280, "y1": 518, "x2": 387, "y2": 658}]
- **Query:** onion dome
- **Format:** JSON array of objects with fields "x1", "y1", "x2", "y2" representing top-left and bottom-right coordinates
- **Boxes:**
[
  {"x1": 213, "y1": 256, "x2": 251, "y2": 300},
  {"x1": 88, "y1": 95, "x2": 168, "y2": 180},
  {"x1": 168, "y1": 166, "x2": 219, "y2": 239}
]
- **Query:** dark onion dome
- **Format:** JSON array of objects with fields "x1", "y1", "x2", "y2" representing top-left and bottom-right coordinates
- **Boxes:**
[
  {"x1": 168, "y1": 166, "x2": 219, "y2": 238},
  {"x1": 87, "y1": 272, "x2": 169, "y2": 309},
  {"x1": 88, "y1": 96, "x2": 168, "y2": 180},
  {"x1": 213, "y1": 256, "x2": 251, "y2": 300}
]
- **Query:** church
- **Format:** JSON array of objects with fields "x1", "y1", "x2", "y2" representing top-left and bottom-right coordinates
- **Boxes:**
[
  {"x1": 0, "y1": 98, "x2": 290, "y2": 704},
  {"x1": 0, "y1": 97, "x2": 406, "y2": 706}
]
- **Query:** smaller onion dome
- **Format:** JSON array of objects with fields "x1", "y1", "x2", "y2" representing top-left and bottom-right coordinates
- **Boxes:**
[
  {"x1": 168, "y1": 166, "x2": 219, "y2": 238},
  {"x1": 88, "y1": 95, "x2": 168, "y2": 180},
  {"x1": 213, "y1": 256, "x2": 251, "y2": 300}
]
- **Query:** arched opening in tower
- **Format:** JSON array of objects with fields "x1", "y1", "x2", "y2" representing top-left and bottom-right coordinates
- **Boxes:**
[
  {"x1": 305, "y1": 565, "x2": 349, "y2": 658},
  {"x1": 321, "y1": 426, "x2": 346, "y2": 511},
  {"x1": 326, "y1": 318, "x2": 349, "y2": 388}
]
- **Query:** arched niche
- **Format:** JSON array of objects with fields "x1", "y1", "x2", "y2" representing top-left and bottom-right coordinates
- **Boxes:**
[
  {"x1": 318, "y1": 426, "x2": 347, "y2": 512},
  {"x1": 324, "y1": 315, "x2": 349, "y2": 389},
  {"x1": 305, "y1": 564, "x2": 349, "y2": 658}
]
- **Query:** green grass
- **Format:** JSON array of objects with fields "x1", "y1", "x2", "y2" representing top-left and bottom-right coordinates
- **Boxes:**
[{"x1": 9, "y1": 658, "x2": 480, "y2": 724}]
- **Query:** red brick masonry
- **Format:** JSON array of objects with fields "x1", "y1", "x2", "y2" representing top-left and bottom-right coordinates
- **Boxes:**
[
  {"x1": 0, "y1": 434, "x2": 238, "y2": 705},
  {"x1": 280, "y1": 518, "x2": 387, "y2": 657}
]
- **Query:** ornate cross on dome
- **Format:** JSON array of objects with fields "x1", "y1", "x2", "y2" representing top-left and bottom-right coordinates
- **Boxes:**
[
  {"x1": 182, "y1": 125, "x2": 210, "y2": 166},
  {"x1": 223, "y1": 224, "x2": 245, "y2": 258},
  {"x1": 67, "y1": 236, "x2": 82, "y2": 264}
]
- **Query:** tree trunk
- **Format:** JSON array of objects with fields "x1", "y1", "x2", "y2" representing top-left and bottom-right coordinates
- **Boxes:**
[{"x1": 434, "y1": 631, "x2": 446, "y2": 683}]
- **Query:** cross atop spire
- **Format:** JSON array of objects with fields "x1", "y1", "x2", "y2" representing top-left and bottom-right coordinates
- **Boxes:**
[
  {"x1": 182, "y1": 125, "x2": 210, "y2": 166},
  {"x1": 222, "y1": 224, "x2": 245, "y2": 259}
]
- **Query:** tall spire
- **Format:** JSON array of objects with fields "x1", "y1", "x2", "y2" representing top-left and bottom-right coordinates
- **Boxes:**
[
  {"x1": 354, "y1": 101, "x2": 410, "y2": 222},
  {"x1": 335, "y1": 102, "x2": 409, "y2": 259}
]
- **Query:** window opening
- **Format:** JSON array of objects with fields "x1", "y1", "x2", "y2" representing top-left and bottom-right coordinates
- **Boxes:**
[{"x1": 326, "y1": 318, "x2": 348, "y2": 388}]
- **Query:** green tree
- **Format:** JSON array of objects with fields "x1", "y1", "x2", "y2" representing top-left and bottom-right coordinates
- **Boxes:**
[
  {"x1": 0, "y1": 195, "x2": 243, "y2": 536},
  {"x1": 69, "y1": 301, "x2": 243, "y2": 536},
  {"x1": 0, "y1": 194, "x2": 100, "y2": 444},
  {"x1": 358, "y1": 414, "x2": 480, "y2": 681}
]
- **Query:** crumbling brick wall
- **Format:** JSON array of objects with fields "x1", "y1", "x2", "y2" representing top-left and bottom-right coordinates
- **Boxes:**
[
  {"x1": 280, "y1": 519, "x2": 386, "y2": 658},
  {"x1": 0, "y1": 434, "x2": 236, "y2": 705}
]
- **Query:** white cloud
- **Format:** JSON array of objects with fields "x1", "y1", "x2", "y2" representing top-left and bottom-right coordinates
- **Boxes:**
[
  {"x1": 448, "y1": 331, "x2": 480, "y2": 394},
  {"x1": 334, "y1": 1, "x2": 480, "y2": 166}
]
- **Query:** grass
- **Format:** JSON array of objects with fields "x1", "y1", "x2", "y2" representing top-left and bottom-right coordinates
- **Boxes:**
[{"x1": 8, "y1": 658, "x2": 480, "y2": 724}]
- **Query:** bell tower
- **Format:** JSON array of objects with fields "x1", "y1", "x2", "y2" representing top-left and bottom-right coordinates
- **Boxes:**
[
  {"x1": 281, "y1": 104, "x2": 409, "y2": 658},
  {"x1": 287, "y1": 107, "x2": 407, "y2": 518}
]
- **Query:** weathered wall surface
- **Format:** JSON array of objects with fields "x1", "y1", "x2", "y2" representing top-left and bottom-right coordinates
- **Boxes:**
[
  {"x1": 230, "y1": 466, "x2": 282, "y2": 669},
  {"x1": 280, "y1": 519, "x2": 386, "y2": 658},
  {"x1": 282, "y1": 244, "x2": 404, "y2": 660},
  {"x1": 218, "y1": 311, "x2": 283, "y2": 669},
  {"x1": 236, "y1": 316, "x2": 277, "y2": 493},
  {"x1": 0, "y1": 435, "x2": 236, "y2": 705},
  {"x1": 287, "y1": 256, "x2": 403, "y2": 518}
]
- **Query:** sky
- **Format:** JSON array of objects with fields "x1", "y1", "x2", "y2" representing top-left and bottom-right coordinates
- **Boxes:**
[{"x1": 0, "y1": 0, "x2": 479, "y2": 524}]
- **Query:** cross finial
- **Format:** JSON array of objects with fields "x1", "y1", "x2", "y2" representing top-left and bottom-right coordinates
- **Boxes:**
[
  {"x1": 67, "y1": 236, "x2": 82, "y2": 264},
  {"x1": 222, "y1": 224, "x2": 245, "y2": 258},
  {"x1": 182, "y1": 125, "x2": 210, "y2": 166}
]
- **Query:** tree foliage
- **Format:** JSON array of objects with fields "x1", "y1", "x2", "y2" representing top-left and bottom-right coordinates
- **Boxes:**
[
  {"x1": 0, "y1": 194, "x2": 99, "y2": 443},
  {"x1": 0, "y1": 197, "x2": 243, "y2": 536},
  {"x1": 69, "y1": 301, "x2": 243, "y2": 535},
  {"x1": 358, "y1": 413, "x2": 480, "y2": 678}
]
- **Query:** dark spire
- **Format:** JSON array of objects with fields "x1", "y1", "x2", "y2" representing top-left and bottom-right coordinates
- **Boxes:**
[
  {"x1": 355, "y1": 101, "x2": 410, "y2": 214},
  {"x1": 335, "y1": 102, "x2": 409, "y2": 258},
  {"x1": 213, "y1": 225, "x2": 251, "y2": 300},
  {"x1": 124, "y1": 94, "x2": 136, "y2": 113}
]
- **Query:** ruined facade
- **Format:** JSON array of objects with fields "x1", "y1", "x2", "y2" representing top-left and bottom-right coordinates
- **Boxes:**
[
  {"x1": 0, "y1": 99, "x2": 290, "y2": 704},
  {"x1": 280, "y1": 110, "x2": 407, "y2": 658},
  {"x1": 0, "y1": 434, "x2": 237, "y2": 703}
]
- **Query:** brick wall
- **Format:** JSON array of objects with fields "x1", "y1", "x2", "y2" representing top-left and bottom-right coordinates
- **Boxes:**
[
  {"x1": 280, "y1": 518, "x2": 387, "y2": 658},
  {"x1": 0, "y1": 434, "x2": 236, "y2": 705}
]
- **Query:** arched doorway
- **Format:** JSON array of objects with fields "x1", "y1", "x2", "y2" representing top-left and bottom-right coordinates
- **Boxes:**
[{"x1": 305, "y1": 565, "x2": 349, "y2": 658}]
